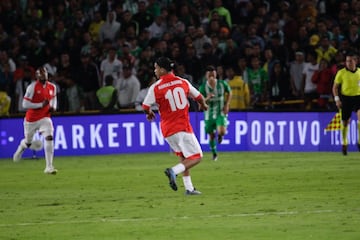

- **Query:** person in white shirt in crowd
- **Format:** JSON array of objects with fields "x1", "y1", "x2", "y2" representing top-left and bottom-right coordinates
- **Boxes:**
[
  {"x1": 100, "y1": 46, "x2": 123, "y2": 87},
  {"x1": 116, "y1": 64, "x2": 140, "y2": 109}
]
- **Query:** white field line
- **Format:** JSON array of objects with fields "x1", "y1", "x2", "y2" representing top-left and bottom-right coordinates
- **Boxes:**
[{"x1": 0, "y1": 209, "x2": 355, "y2": 227}]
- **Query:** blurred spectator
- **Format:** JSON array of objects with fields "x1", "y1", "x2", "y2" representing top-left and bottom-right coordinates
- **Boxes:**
[
  {"x1": 302, "y1": 50, "x2": 319, "y2": 110},
  {"x1": 316, "y1": 19, "x2": 333, "y2": 41},
  {"x1": 80, "y1": 31, "x2": 94, "y2": 55},
  {"x1": 120, "y1": 10, "x2": 139, "y2": 38},
  {"x1": 0, "y1": 61, "x2": 14, "y2": 103},
  {"x1": 311, "y1": 59, "x2": 333, "y2": 109},
  {"x1": 315, "y1": 34, "x2": 337, "y2": 63},
  {"x1": 0, "y1": 23, "x2": 9, "y2": 47},
  {"x1": 220, "y1": 38, "x2": 240, "y2": 70},
  {"x1": 269, "y1": 60, "x2": 290, "y2": 103},
  {"x1": 193, "y1": 26, "x2": 212, "y2": 58},
  {"x1": 54, "y1": 19, "x2": 69, "y2": 42},
  {"x1": 226, "y1": 65, "x2": 250, "y2": 110},
  {"x1": 245, "y1": 55, "x2": 268, "y2": 107},
  {"x1": 200, "y1": 42, "x2": 220, "y2": 73},
  {"x1": 244, "y1": 24, "x2": 265, "y2": 51},
  {"x1": 0, "y1": 90, "x2": 11, "y2": 117},
  {"x1": 14, "y1": 67, "x2": 34, "y2": 113},
  {"x1": 122, "y1": 0, "x2": 138, "y2": 15},
  {"x1": 330, "y1": 50, "x2": 345, "y2": 76},
  {"x1": 99, "y1": 11, "x2": 121, "y2": 43},
  {"x1": 262, "y1": 47, "x2": 276, "y2": 76},
  {"x1": 297, "y1": 25, "x2": 310, "y2": 51},
  {"x1": 235, "y1": 56, "x2": 248, "y2": 81},
  {"x1": 75, "y1": 53, "x2": 100, "y2": 110},
  {"x1": 290, "y1": 51, "x2": 305, "y2": 99},
  {"x1": 216, "y1": 65, "x2": 226, "y2": 81},
  {"x1": 178, "y1": 3, "x2": 196, "y2": 27},
  {"x1": 11, "y1": 57, "x2": 32, "y2": 87},
  {"x1": 268, "y1": 33, "x2": 289, "y2": 66},
  {"x1": 209, "y1": 34, "x2": 223, "y2": 60},
  {"x1": 43, "y1": 54, "x2": 59, "y2": 78},
  {"x1": 264, "y1": 18, "x2": 284, "y2": 45},
  {"x1": 136, "y1": 46, "x2": 155, "y2": 89},
  {"x1": 128, "y1": 37, "x2": 142, "y2": 59},
  {"x1": 0, "y1": 89, "x2": 11, "y2": 117},
  {"x1": 96, "y1": 75, "x2": 118, "y2": 112},
  {"x1": 210, "y1": 0, "x2": 232, "y2": 28},
  {"x1": 331, "y1": 24, "x2": 345, "y2": 49},
  {"x1": 147, "y1": 0, "x2": 161, "y2": 18},
  {"x1": 147, "y1": 15, "x2": 166, "y2": 40},
  {"x1": 55, "y1": 52, "x2": 76, "y2": 112},
  {"x1": 167, "y1": 13, "x2": 186, "y2": 38},
  {"x1": 297, "y1": 0, "x2": 318, "y2": 24},
  {"x1": 133, "y1": 0, "x2": 154, "y2": 32},
  {"x1": 175, "y1": 62, "x2": 193, "y2": 84},
  {"x1": 116, "y1": 64, "x2": 140, "y2": 109},
  {"x1": 0, "y1": 51, "x2": 16, "y2": 73},
  {"x1": 347, "y1": 19, "x2": 360, "y2": 51},
  {"x1": 100, "y1": 47, "x2": 123, "y2": 87},
  {"x1": 182, "y1": 44, "x2": 202, "y2": 88},
  {"x1": 135, "y1": 76, "x2": 157, "y2": 112},
  {"x1": 119, "y1": 42, "x2": 136, "y2": 67},
  {"x1": 65, "y1": 77, "x2": 84, "y2": 113},
  {"x1": 138, "y1": 28, "x2": 151, "y2": 49},
  {"x1": 88, "y1": 11, "x2": 105, "y2": 44}
]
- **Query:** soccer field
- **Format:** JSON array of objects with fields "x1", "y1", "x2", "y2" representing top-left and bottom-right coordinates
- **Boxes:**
[{"x1": 0, "y1": 152, "x2": 359, "y2": 240}]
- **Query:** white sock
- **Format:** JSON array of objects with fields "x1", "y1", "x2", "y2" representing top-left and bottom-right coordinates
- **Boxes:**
[
  {"x1": 171, "y1": 163, "x2": 185, "y2": 175},
  {"x1": 182, "y1": 176, "x2": 194, "y2": 191},
  {"x1": 44, "y1": 140, "x2": 54, "y2": 169}
]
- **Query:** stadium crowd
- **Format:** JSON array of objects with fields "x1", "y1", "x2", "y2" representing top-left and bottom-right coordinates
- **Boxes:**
[{"x1": 0, "y1": 0, "x2": 359, "y2": 116}]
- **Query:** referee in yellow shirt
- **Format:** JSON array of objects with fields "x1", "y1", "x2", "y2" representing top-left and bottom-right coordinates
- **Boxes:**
[{"x1": 332, "y1": 51, "x2": 360, "y2": 155}]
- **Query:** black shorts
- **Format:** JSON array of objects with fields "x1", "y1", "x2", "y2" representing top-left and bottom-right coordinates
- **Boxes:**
[{"x1": 341, "y1": 95, "x2": 360, "y2": 120}]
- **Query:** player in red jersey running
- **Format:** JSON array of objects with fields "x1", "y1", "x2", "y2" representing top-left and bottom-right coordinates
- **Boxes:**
[
  {"x1": 142, "y1": 57, "x2": 208, "y2": 195},
  {"x1": 13, "y1": 67, "x2": 58, "y2": 174}
]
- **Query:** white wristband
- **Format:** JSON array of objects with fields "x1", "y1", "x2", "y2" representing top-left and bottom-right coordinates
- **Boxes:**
[{"x1": 334, "y1": 96, "x2": 340, "y2": 101}]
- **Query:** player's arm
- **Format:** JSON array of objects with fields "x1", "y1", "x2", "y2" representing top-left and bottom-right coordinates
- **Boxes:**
[
  {"x1": 332, "y1": 73, "x2": 341, "y2": 109},
  {"x1": 142, "y1": 85, "x2": 156, "y2": 121},
  {"x1": 49, "y1": 85, "x2": 57, "y2": 112},
  {"x1": 189, "y1": 84, "x2": 208, "y2": 111},
  {"x1": 223, "y1": 82, "x2": 232, "y2": 114}
]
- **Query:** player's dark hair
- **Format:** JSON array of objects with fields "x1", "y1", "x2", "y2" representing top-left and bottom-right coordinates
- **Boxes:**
[
  {"x1": 206, "y1": 65, "x2": 216, "y2": 71},
  {"x1": 345, "y1": 51, "x2": 358, "y2": 58},
  {"x1": 155, "y1": 57, "x2": 174, "y2": 72}
]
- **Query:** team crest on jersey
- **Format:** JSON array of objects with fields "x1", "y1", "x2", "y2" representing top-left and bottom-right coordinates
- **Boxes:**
[
  {"x1": 37, "y1": 90, "x2": 41, "y2": 94},
  {"x1": 49, "y1": 90, "x2": 53, "y2": 95}
]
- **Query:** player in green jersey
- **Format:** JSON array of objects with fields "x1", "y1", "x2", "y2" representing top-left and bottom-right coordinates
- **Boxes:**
[
  {"x1": 199, "y1": 65, "x2": 232, "y2": 161},
  {"x1": 332, "y1": 51, "x2": 360, "y2": 155}
]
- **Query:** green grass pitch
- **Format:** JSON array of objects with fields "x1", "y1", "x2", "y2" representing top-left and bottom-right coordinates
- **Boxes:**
[{"x1": 0, "y1": 152, "x2": 359, "y2": 240}]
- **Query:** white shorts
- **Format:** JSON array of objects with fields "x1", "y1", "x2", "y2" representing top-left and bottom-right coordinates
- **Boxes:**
[
  {"x1": 166, "y1": 132, "x2": 203, "y2": 160},
  {"x1": 24, "y1": 117, "x2": 54, "y2": 143}
]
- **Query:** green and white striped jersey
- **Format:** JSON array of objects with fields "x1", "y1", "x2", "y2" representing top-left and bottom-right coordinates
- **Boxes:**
[{"x1": 199, "y1": 79, "x2": 231, "y2": 120}]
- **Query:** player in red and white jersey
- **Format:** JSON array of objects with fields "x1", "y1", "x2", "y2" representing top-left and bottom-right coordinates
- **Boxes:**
[
  {"x1": 13, "y1": 67, "x2": 58, "y2": 174},
  {"x1": 143, "y1": 57, "x2": 208, "y2": 195}
]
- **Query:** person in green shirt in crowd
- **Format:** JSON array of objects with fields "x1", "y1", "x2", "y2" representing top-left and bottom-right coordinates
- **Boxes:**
[
  {"x1": 199, "y1": 65, "x2": 232, "y2": 161},
  {"x1": 245, "y1": 55, "x2": 269, "y2": 107}
]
